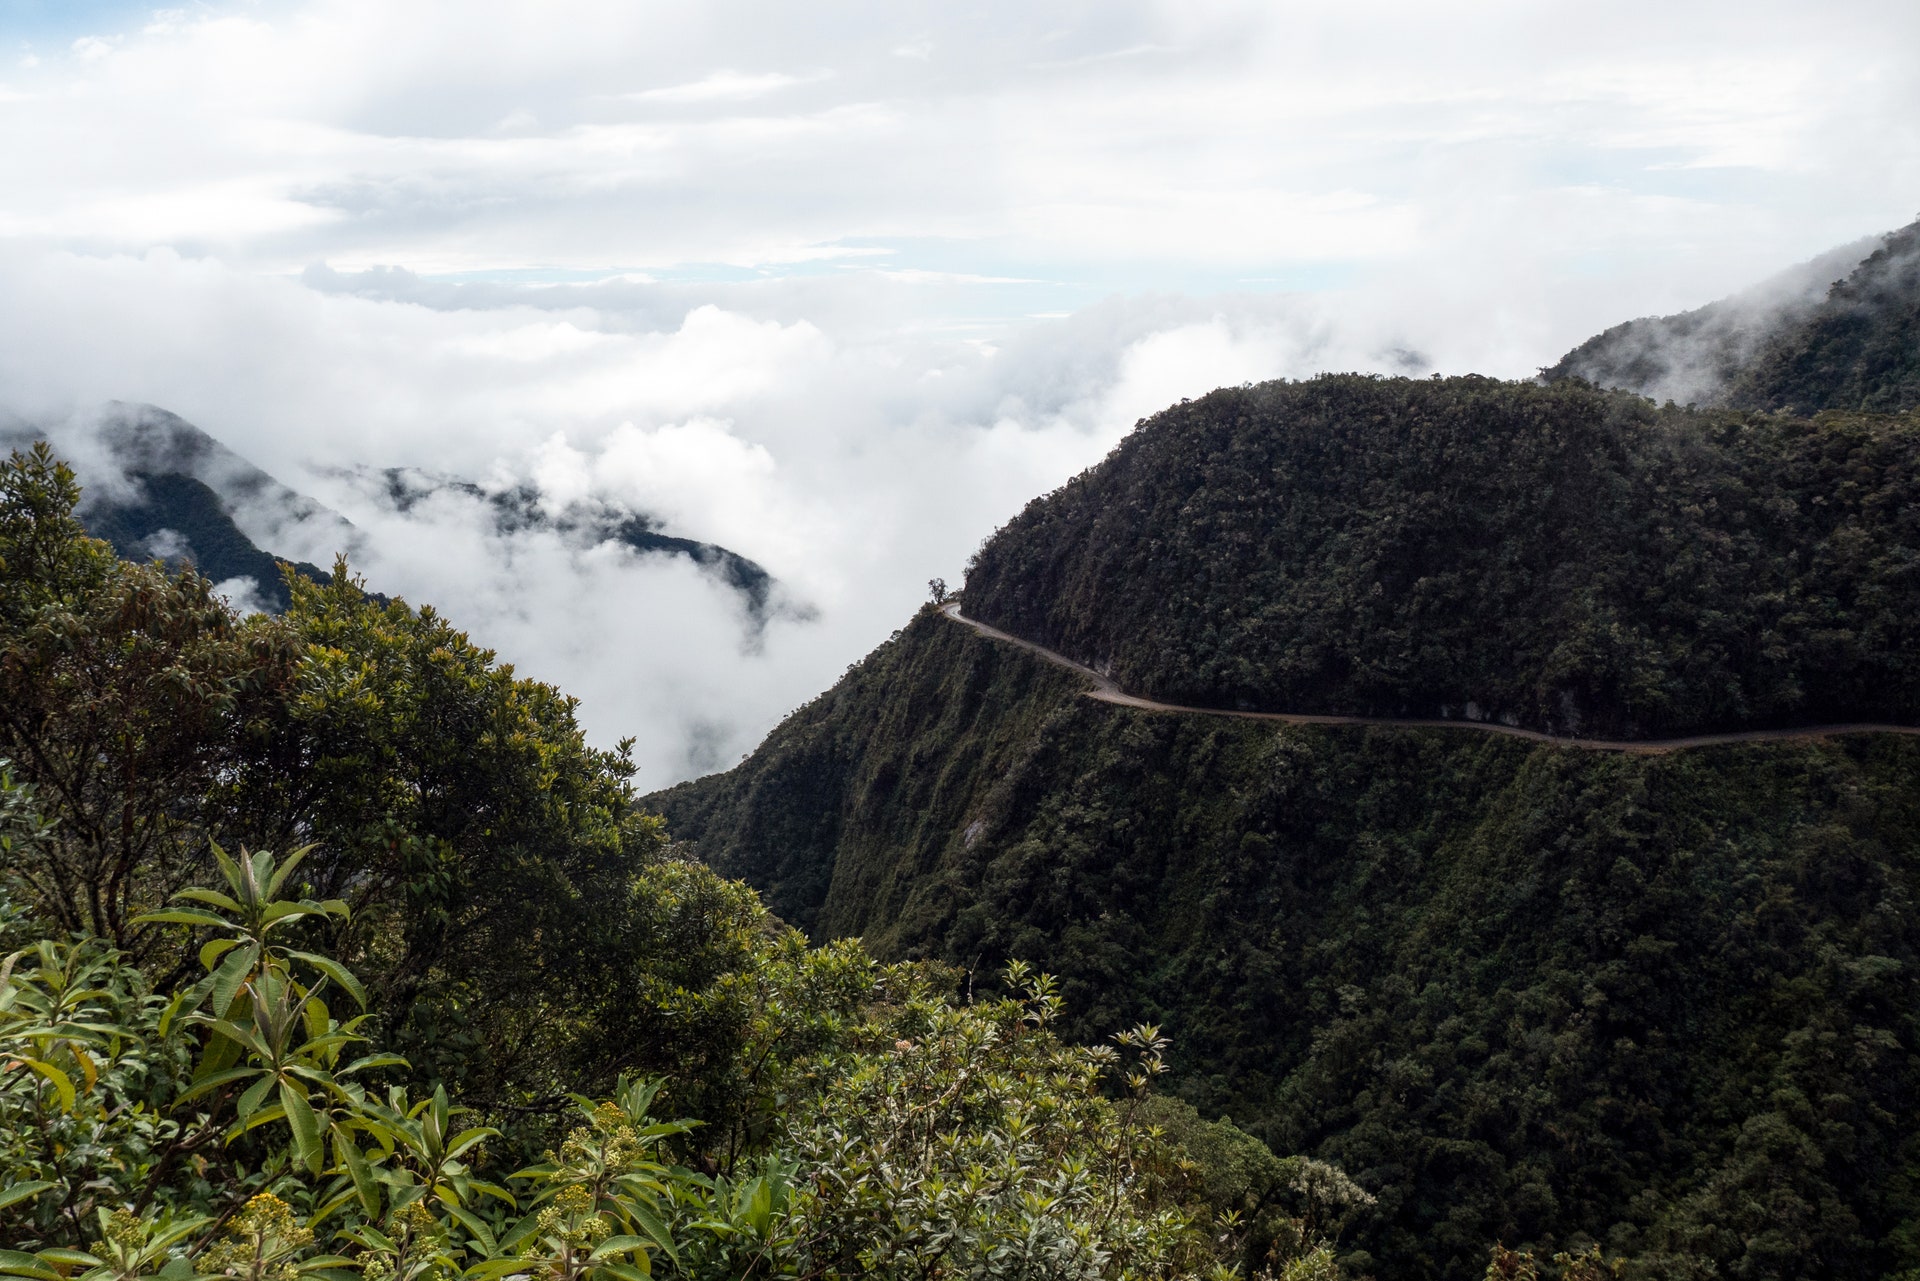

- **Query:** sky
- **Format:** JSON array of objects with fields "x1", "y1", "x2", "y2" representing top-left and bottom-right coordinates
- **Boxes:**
[{"x1": 0, "y1": 0, "x2": 1916, "y2": 784}]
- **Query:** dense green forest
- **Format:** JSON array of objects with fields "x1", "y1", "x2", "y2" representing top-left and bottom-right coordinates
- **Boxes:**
[
  {"x1": 959, "y1": 377, "x2": 1920, "y2": 738},
  {"x1": 0, "y1": 444, "x2": 1363, "y2": 1281},
  {"x1": 1545, "y1": 216, "x2": 1920, "y2": 415},
  {"x1": 652, "y1": 603, "x2": 1920, "y2": 1281}
]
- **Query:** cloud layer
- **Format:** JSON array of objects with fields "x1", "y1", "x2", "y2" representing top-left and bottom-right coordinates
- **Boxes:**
[{"x1": 0, "y1": 0, "x2": 1916, "y2": 781}]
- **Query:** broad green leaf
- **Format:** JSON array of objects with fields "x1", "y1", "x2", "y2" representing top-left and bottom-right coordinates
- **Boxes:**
[
  {"x1": 132, "y1": 908, "x2": 230, "y2": 930},
  {"x1": 495, "y1": 1209, "x2": 543, "y2": 1254},
  {"x1": 282, "y1": 1080, "x2": 325, "y2": 1175},
  {"x1": 468, "y1": 1179, "x2": 517, "y2": 1207},
  {"x1": 196, "y1": 1017, "x2": 270, "y2": 1063},
  {"x1": 31, "y1": 1252, "x2": 91, "y2": 1268},
  {"x1": 464, "y1": 1218, "x2": 500, "y2": 1257},
  {"x1": 143, "y1": 1217, "x2": 214, "y2": 1250},
  {"x1": 208, "y1": 945, "x2": 258, "y2": 1017},
  {"x1": 20, "y1": 1058, "x2": 75, "y2": 1111},
  {"x1": 440, "y1": 1202, "x2": 493, "y2": 1244},
  {"x1": 622, "y1": 1202, "x2": 678, "y2": 1268},
  {"x1": 236, "y1": 1071, "x2": 276, "y2": 1121},
  {"x1": 176, "y1": 1064, "x2": 257, "y2": 1105},
  {"x1": 310, "y1": 1186, "x2": 365, "y2": 1228},
  {"x1": 247, "y1": 849, "x2": 276, "y2": 897},
  {"x1": 340, "y1": 1134, "x2": 381, "y2": 1220},
  {"x1": 284, "y1": 950, "x2": 368, "y2": 1010},
  {"x1": 223, "y1": 1103, "x2": 287, "y2": 1142},
  {"x1": 589, "y1": 1236, "x2": 655, "y2": 1261},
  {"x1": 210, "y1": 841, "x2": 243, "y2": 899},
  {"x1": 190, "y1": 1030, "x2": 245, "y2": 1082},
  {"x1": 445, "y1": 1125, "x2": 499, "y2": 1159},
  {"x1": 0, "y1": 1252, "x2": 62, "y2": 1281},
  {"x1": 264, "y1": 847, "x2": 310, "y2": 900},
  {"x1": 172, "y1": 889, "x2": 244, "y2": 914},
  {"x1": 199, "y1": 937, "x2": 243, "y2": 971},
  {"x1": 302, "y1": 992, "x2": 330, "y2": 1044},
  {"x1": 463, "y1": 1262, "x2": 533, "y2": 1281},
  {"x1": 0, "y1": 1182, "x2": 53, "y2": 1213}
]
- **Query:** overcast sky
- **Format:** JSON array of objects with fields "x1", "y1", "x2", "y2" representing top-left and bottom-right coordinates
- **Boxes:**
[{"x1": 1, "y1": 0, "x2": 1916, "y2": 782}]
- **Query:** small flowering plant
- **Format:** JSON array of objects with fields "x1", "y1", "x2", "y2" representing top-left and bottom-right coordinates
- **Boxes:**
[
  {"x1": 476, "y1": 1077, "x2": 694, "y2": 1281},
  {"x1": 196, "y1": 1194, "x2": 329, "y2": 1281}
]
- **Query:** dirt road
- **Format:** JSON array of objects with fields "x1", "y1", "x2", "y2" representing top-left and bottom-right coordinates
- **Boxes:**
[{"x1": 940, "y1": 602, "x2": 1920, "y2": 755}]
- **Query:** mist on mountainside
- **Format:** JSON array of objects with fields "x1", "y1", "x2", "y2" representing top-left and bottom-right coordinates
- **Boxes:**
[
  {"x1": 1540, "y1": 237, "x2": 1876, "y2": 404},
  {"x1": 1, "y1": 404, "x2": 799, "y2": 777},
  {"x1": 650, "y1": 218, "x2": 1920, "y2": 1281},
  {"x1": 1546, "y1": 216, "x2": 1920, "y2": 413}
]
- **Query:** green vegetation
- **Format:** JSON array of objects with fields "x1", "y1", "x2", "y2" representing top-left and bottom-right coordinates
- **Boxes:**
[
  {"x1": 653, "y1": 595, "x2": 1920, "y2": 1281},
  {"x1": 960, "y1": 376, "x2": 1920, "y2": 737},
  {"x1": 0, "y1": 441, "x2": 1349, "y2": 1280},
  {"x1": 1546, "y1": 216, "x2": 1920, "y2": 416},
  {"x1": 0, "y1": 842, "x2": 1247, "y2": 1279},
  {"x1": 1722, "y1": 218, "x2": 1920, "y2": 415}
]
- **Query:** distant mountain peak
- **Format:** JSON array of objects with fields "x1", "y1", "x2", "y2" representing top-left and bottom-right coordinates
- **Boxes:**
[
  {"x1": 339, "y1": 462, "x2": 785, "y2": 624},
  {"x1": 2, "y1": 402, "x2": 790, "y2": 623},
  {"x1": 0, "y1": 402, "x2": 352, "y2": 611}
]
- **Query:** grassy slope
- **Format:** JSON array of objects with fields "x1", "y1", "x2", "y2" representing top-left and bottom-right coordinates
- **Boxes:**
[{"x1": 651, "y1": 607, "x2": 1920, "y2": 1281}]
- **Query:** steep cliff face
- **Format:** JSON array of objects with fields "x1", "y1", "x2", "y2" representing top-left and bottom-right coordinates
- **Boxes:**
[{"x1": 651, "y1": 606, "x2": 1920, "y2": 1281}]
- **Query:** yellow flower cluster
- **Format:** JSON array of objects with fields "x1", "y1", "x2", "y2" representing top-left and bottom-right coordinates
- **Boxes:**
[
  {"x1": 90, "y1": 1208, "x2": 145, "y2": 1256},
  {"x1": 199, "y1": 1193, "x2": 314, "y2": 1281},
  {"x1": 390, "y1": 1199, "x2": 445, "y2": 1243},
  {"x1": 532, "y1": 1182, "x2": 611, "y2": 1249}
]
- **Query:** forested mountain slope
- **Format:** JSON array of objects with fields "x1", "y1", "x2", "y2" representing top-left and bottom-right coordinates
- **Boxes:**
[
  {"x1": 1546, "y1": 216, "x2": 1920, "y2": 414},
  {"x1": 960, "y1": 376, "x2": 1920, "y2": 739},
  {"x1": 650, "y1": 605, "x2": 1920, "y2": 1281},
  {"x1": 651, "y1": 363, "x2": 1920, "y2": 1279}
]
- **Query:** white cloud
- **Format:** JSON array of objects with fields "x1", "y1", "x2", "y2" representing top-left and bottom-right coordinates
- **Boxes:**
[
  {"x1": 622, "y1": 70, "x2": 821, "y2": 105},
  {"x1": 0, "y1": 0, "x2": 1914, "y2": 781}
]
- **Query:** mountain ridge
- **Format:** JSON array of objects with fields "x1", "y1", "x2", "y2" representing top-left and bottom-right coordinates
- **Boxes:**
[
  {"x1": 960, "y1": 376, "x2": 1920, "y2": 740},
  {"x1": 646, "y1": 219, "x2": 1920, "y2": 1281},
  {"x1": 1, "y1": 402, "x2": 782, "y2": 618}
]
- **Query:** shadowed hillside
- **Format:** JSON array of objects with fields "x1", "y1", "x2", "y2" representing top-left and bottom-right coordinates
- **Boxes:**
[
  {"x1": 651, "y1": 346, "x2": 1920, "y2": 1278},
  {"x1": 961, "y1": 376, "x2": 1920, "y2": 739},
  {"x1": 650, "y1": 605, "x2": 1920, "y2": 1281}
]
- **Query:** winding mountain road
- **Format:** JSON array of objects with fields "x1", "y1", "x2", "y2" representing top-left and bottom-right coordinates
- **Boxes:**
[{"x1": 941, "y1": 602, "x2": 1920, "y2": 756}]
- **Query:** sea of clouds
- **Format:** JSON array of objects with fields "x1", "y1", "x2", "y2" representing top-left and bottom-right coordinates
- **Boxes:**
[{"x1": 0, "y1": 0, "x2": 1915, "y2": 783}]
